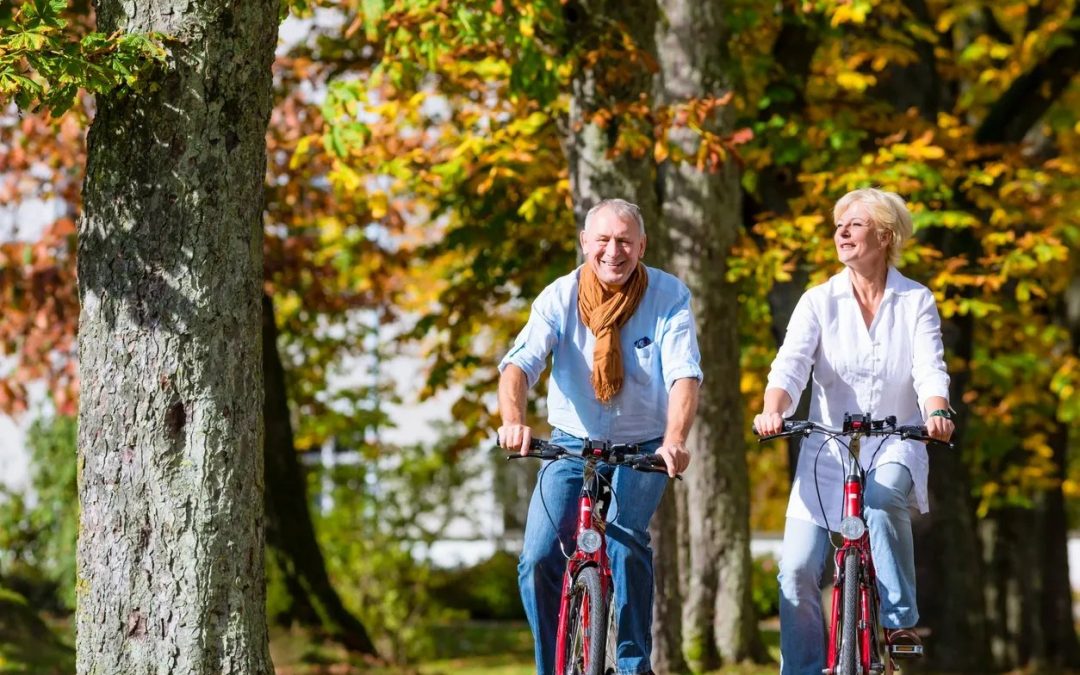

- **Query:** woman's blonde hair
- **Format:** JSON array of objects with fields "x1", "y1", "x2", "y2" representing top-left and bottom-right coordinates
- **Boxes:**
[{"x1": 833, "y1": 188, "x2": 914, "y2": 266}]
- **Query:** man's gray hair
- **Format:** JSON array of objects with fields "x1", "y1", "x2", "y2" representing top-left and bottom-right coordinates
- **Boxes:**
[{"x1": 584, "y1": 198, "x2": 646, "y2": 236}]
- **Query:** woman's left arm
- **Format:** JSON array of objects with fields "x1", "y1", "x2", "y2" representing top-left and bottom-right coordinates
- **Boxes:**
[{"x1": 911, "y1": 291, "x2": 954, "y2": 442}]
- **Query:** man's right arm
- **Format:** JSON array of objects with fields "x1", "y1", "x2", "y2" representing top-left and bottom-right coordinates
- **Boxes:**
[
  {"x1": 498, "y1": 364, "x2": 532, "y2": 455},
  {"x1": 496, "y1": 281, "x2": 562, "y2": 454}
]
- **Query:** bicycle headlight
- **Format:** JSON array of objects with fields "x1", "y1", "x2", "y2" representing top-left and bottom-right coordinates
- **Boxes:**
[
  {"x1": 576, "y1": 528, "x2": 602, "y2": 554},
  {"x1": 839, "y1": 516, "x2": 866, "y2": 541}
]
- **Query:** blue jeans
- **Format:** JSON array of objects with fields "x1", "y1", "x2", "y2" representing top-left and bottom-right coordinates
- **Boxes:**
[
  {"x1": 519, "y1": 429, "x2": 668, "y2": 675},
  {"x1": 778, "y1": 463, "x2": 918, "y2": 675}
]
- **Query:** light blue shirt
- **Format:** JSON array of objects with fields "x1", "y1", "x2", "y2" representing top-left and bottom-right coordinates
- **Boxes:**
[{"x1": 498, "y1": 265, "x2": 703, "y2": 443}]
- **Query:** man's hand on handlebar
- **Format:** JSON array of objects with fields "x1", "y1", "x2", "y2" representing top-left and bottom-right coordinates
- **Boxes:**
[
  {"x1": 753, "y1": 411, "x2": 785, "y2": 437},
  {"x1": 498, "y1": 423, "x2": 533, "y2": 456},
  {"x1": 656, "y1": 441, "x2": 690, "y2": 478}
]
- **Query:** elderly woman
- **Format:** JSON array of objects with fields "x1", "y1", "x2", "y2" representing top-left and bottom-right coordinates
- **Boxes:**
[{"x1": 753, "y1": 188, "x2": 955, "y2": 675}]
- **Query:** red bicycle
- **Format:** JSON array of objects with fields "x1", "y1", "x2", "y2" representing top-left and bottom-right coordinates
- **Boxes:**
[
  {"x1": 510, "y1": 437, "x2": 670, "y2": 675},
  {"x1": 757, "y1": 413, "x2": 952, "y2": 675}
]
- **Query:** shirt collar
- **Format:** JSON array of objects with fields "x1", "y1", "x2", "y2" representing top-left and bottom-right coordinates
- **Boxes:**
[{"x1": 831, "y1": 265, "x2": 900, "y2": 299}]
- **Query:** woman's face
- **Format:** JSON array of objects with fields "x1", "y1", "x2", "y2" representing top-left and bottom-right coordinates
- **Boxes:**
[{"x1": 834, "y1": 202, "x2": 889, "y2": 268}]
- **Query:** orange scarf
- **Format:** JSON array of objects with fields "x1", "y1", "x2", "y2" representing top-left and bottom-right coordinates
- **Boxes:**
[{"x1": 577, "y1": 262, "x2": 649, "y2": 403}]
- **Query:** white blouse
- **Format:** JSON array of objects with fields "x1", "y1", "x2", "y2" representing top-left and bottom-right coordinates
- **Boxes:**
[{"x1": 767, "y1": 267, "x2": 951, "y2": 529}]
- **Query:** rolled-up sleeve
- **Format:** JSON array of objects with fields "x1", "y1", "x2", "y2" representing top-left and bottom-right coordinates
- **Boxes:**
[
  {"x1": 767, "y1": 293, "x2": 820, "y2": 417},
  {"x1": 659, "y1": 289, "x2": 703, "y2": 391},
  {"x1": 498, "y1": 289, "x2": 560, "y2": 389},
  {"x1": 911, "y1": 289, "x2": 950, "y2": 411}
]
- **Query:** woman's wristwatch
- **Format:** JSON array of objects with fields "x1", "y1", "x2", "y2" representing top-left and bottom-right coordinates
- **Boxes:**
[{"x1": 928, "y1": 406, "x2": 956, "y2": 421}]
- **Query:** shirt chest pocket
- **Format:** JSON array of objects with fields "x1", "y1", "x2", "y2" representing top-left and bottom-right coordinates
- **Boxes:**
[{"x1": 626, "y1": 338, "x2": 657, "y2": 385}]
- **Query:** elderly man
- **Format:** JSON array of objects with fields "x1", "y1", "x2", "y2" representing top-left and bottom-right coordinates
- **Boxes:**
[{"x1": 497, "y1": 198, "x2": 702, "y2": 675}]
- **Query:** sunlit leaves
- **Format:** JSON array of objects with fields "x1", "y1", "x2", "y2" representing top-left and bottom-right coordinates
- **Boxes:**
[
  {"x1": 732, "y1": 0, "x2": 1080, "y2": 526},
  {"x1": 0, "y1": 1, "x2": 166, "y2": 115}
]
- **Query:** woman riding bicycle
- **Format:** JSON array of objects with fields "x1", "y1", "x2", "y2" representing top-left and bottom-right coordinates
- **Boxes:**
[{"x1": 752, "y1": 188, "x2": 955, "y2": 675}]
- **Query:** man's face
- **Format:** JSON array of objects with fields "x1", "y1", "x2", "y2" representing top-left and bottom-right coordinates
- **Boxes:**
[{"x1": 579, "y1": 208, "x2": 647, "y2": 287}]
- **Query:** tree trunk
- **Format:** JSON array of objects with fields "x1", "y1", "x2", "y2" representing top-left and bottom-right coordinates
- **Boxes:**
[
  {"x1": 76, "y1": 0, "x2": 278, "y2": 671},
  {"x1": 563, "y1": 0, "x2": 661, "y2": 234},
  {"x1": 654, "y1": 0, "x2": 764, "y2": 666},
  {"x1": 650, "y1": 485, "x2": 689, "y2": 673},
  {"x1": 909, "y1": 314, "x2": 990, "y2": 673},
  {"x1": 262, "y1": 294, "x2": 376, "y2": 653}
]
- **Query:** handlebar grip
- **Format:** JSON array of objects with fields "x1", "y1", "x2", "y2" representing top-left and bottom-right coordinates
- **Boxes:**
[
  {"x1": 754, "y1": 421, "x2": 812, "y2": 442},
  {"x1": 896, "y1": 426, "x2": 956, "y2": 450},
  {"x1": 502, "y1": 438, "x2": 565, "y2": 461}
]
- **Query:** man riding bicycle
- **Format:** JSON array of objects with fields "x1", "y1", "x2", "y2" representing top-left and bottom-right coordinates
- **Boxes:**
[{"x1": 497, "y1": 198, "x2": 702, "y2": 675}]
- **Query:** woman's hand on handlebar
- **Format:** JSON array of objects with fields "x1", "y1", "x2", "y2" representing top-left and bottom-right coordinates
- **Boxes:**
[
  {"x1": 497, "y1": 423, "x2": 533, "y2": 456},
  {"x1": 924, "y1": 415, "x2": 954, "y2": 444},
  {"x1": 753, "y1": 411, "x2": 785, "y2": 437}
]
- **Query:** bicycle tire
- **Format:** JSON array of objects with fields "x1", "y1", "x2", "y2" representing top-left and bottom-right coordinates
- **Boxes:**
[
  {"x1": 562, "y1": 566, "x2": 607, "y2": 675},
  {"x1": 604, "y1": 590, "x2": 617, "y2": 675},
  {"x1": 839, "y1": 552, "x2": 860, "y2": 675}
]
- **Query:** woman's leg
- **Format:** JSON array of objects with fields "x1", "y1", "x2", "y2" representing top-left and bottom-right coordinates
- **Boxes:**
[
  {"x1": 778, "y1": 517, "x2": 832, "y2": 675},
  {"x1": 865, "y1": 462, "x2": 918, "y2": 629}
]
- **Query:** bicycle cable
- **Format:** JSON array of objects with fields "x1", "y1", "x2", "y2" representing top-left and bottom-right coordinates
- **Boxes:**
[
  {"x1": 536, "y1": 455, "x2": 586, "y2": 561},
  {"x1": 533, "y1": 449, "x2": 643, "y2": 561},
  {"x1": 813, "y1": 427, "x2": 904, "y2": 550},
  {"x1": 812, "y1": 432, "x2": 846, "y2": 543}
]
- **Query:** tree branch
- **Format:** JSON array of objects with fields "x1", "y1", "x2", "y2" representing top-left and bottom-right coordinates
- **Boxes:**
[{"x1": 975, "y1": 4, "x2": 1080, "y2": 144}]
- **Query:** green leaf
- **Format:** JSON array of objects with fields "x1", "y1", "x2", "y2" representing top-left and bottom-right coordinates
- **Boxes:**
[{"x1": 362, "y1": 0, "x2": 385, "y2": 41}]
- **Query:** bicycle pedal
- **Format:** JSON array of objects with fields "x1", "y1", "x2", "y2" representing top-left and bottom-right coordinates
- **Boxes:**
[{"x1": 889, "y1": 643, "x2": 924, "y2": 659}]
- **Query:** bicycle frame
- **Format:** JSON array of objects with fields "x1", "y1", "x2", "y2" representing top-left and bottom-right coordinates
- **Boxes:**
[
  {"x1": 511, "y1": 437, "x2": 670, "y2": 675},
  {"x1": 825, "y1": 432, "x2": 886, "y2": 675},
  {"x1": 554, "y1": 445, "x2": 612, "y2": 675}
]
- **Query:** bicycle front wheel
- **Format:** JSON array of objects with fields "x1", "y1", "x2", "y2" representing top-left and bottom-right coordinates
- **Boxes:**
[
  {"x1": 562, "y1": 566, "x2": 607, "y2": 675},
  {"x1": 838, "y1": 551, "x2": 860, "y2": 675}
]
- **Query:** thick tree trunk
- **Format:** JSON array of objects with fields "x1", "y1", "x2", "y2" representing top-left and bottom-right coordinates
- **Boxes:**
[
  {"x1": 262, "y1": 295, "x2": 376, "y2": 653},
  {"x1": 76, "y1": 0, "x2": 278, "y2": 671},
  {"x1": 654, "y1": 0, "x2": 764, "y2": 666},
  {"x1": 909, "y1": 313, "x2": 990, "y2": 673},
  {"x1": 564, "y1": 0, "x2": 660, "y2": 234}
]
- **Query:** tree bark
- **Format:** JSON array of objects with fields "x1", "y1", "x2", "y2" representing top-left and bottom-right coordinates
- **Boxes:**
[
  {"x1": 649, "y1": 485, "x2": 689, "y2": 673},
  {"x1": 563, "y1": 0, "x2": 661, "y2": 234},
  {"x1": 262, "y1": 294, "x2": 376, "y2": 653},
  {"x1": 654, "y1": 0, "x2": 765, "y2": 667},
  {"x1": 908, "y1": 312, "x2": 990, "y2": 674},
  {"x1": 76, "y1": 0, "x2": 278, "y2": 671}
]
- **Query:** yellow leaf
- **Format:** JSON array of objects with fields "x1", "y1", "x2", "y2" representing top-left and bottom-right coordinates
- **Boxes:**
[
  {"x1": 369, "y1": 192, "x2": 388, "y2": 219},
  {"x1": 654, "y1": 139, "x2": 669, "y2": 163},
  {"x1": 836, "y1": 72, "x2": 876, "y2": 92}
]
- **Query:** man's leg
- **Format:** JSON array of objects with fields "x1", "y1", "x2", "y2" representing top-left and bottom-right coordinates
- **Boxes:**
[
  {"x1": 778, "y1": 516, "x2": 831, "y2": 675},
  {"x1": 865, "y1": 463, "x2": 918, "y2": 629},
  {"x1": 606, "y1": 440, "x2": 667, "y2": 675},
  {"x1": 519, "y1": 430, "x2": 583, "y2": 675}
]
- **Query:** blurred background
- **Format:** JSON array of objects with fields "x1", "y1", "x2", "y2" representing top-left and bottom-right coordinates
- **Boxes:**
[{"x1": 1, "y1": 0, "x2": 1078, "y2": 672}]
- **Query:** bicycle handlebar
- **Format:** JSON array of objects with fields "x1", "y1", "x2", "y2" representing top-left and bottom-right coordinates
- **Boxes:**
[
  {"x1": 754, "y1": 417, "x2": 955, "y2": 450},
  {"x1": 505, "y1": 438, "x2": 677, "y2": 477}
]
